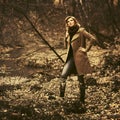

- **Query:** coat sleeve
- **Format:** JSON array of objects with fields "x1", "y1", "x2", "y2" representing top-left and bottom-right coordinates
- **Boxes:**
[
  {"x1": 64, "y1": 37, "x2": 68, "y2": 49},
  {"x1": 82, "y1": 29, "x2": 97, "y2": 52}
]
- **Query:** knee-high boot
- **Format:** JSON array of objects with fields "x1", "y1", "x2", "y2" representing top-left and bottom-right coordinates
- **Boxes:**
[
  {"x1": 60, "y1": 78, "x2": 66, "y2": 97},
  {"x1": 78, "y1": 75, "x2": 85, "y2": 104}
]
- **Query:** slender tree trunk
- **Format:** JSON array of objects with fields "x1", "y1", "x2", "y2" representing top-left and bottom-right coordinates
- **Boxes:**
[{"x1": 106, "y1": 0, "x2": 120, "y2": 33}]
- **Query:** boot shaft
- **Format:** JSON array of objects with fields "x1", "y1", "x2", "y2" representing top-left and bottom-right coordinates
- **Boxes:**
[
  {"x1": 60, "y1": 78, "x2": 66, "y2": 97},
  {"x1": 78, "y1": 75, "x2": 85, "y2": 104}
]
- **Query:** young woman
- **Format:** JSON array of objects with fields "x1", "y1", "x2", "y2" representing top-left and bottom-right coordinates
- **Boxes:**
[{"x1": 60, "y1": 16, "x2": 97, "y2": 104}]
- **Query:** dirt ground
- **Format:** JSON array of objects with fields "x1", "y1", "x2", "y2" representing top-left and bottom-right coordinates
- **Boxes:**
[{"x1": 0, "y1": 43, "x2": 120, "y2": 120}]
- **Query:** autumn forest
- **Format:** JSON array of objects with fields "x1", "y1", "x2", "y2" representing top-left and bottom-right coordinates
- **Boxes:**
[{"x1": 0, "y1": 0, "x2": 120, "y2": 120}]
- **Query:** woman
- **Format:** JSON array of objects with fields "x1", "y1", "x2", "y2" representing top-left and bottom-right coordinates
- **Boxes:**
[{"x1": 60, "y1": 16, "x2": 97, "y2": 104}]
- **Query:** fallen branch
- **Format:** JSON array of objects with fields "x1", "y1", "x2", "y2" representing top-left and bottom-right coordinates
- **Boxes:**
[{"x1": 7, "y1": 4, "x2": 64, "y2": 63}]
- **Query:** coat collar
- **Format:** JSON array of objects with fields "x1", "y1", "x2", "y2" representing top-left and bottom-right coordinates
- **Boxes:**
[{"x1": 67, "y1": 27, "x2": 84, "y2": 42}]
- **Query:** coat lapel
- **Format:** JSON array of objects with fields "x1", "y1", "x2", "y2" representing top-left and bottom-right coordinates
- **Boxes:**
[
  {"x1": 71, "y1": 27, "x2": 84, "y2": 42},
  {"x1": 66, "y1": 27, "x2": 84, "y2": 45},
  {"x1": 71, "y1": 32, "x2": 79, "y2": 42}
]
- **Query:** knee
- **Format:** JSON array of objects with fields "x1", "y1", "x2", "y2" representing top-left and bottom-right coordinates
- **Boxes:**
[
  {"x1": 61, "y1": 74, "x2": 67, "y2": 79},
  {"x1": 61, "y1": 71, "x2": 67, "y2": 79}
]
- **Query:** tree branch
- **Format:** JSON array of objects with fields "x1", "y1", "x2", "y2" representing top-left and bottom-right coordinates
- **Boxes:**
[{"x1": 7, "y1": 4, "x2": 65, "y2": 63}]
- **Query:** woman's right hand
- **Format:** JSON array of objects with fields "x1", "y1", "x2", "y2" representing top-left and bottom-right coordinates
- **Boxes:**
[{"x1": 79, "y1": 47, "x2": 87, "y2": 52}]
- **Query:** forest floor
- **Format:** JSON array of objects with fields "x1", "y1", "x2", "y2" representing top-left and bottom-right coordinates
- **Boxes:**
[
  {"x1": 0, "y1": 43, "x2": 120, "y2": 120},
  {"x1": 0, "y1": 4, "x2": 120, "y2": 120}
]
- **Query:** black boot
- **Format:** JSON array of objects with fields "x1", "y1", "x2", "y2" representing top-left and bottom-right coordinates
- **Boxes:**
[
  {"x1": 60, "y1": 78, "x2": 66, "y2": 97},
  {"x1": 78, "y1": 75, "x2": 85, "y2": 104}
]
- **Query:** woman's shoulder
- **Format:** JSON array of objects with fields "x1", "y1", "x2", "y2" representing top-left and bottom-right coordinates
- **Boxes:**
[{"x1": 78, "y1": 27, "x2": 85, "y2": 32}]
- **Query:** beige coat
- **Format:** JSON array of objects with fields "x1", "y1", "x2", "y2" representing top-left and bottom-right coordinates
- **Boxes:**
[{"x1": 65, "y1": 27, "x2": 96, "y2": 75}]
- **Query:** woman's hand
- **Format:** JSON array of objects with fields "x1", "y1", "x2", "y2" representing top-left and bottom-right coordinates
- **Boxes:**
[{"x1": 79, "y1": 47, "x2": 87, "y2": 52}]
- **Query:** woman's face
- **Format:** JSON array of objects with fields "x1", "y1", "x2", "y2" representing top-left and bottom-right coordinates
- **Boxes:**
[{"x1": 67, "y1": 18, "x2": 75, "y2": 27}]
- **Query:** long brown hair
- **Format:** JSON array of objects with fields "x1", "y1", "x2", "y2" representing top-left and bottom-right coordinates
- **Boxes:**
[{"x1": 64, "y1": 16, "x2": 80, "y2": 37}]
